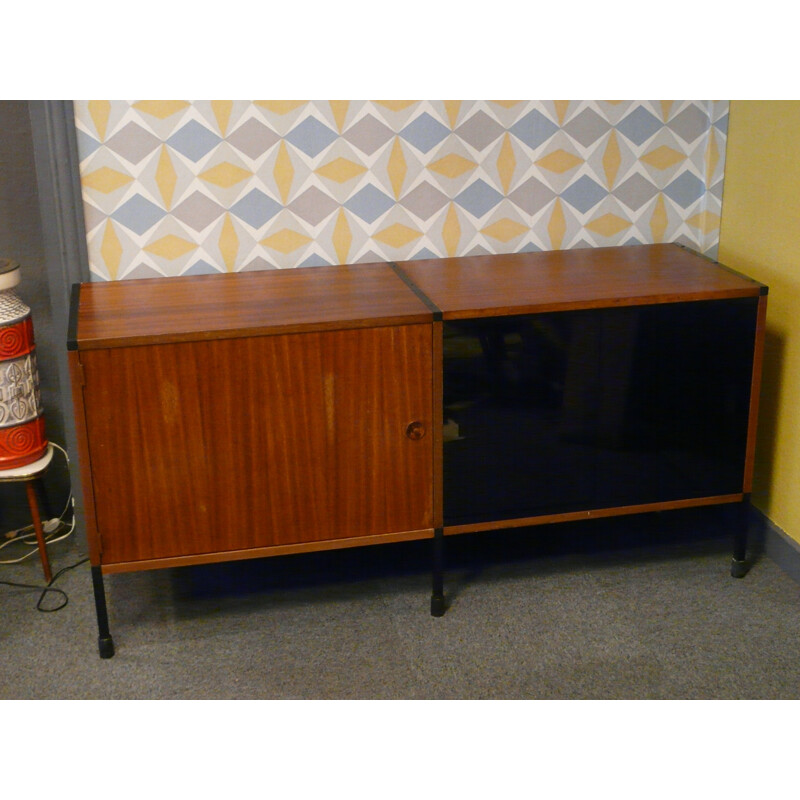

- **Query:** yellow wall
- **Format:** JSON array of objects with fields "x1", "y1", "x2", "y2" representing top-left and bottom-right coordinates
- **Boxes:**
[{"x1": 719, "y1": 101, "x2": 800, "y2": 542}]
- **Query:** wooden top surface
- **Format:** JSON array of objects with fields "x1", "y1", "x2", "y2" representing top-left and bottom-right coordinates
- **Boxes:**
[
  {"x1": 395, "y1": 244, "x2": 766, "y2": 319},
  {"x1": 72, "y1": 262, "x2": 434, "y2": 349}
]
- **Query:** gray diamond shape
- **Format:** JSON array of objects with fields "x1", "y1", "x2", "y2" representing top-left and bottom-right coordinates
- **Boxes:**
[
  {"x1": 345, "y1": 185, "x2": 394, "y2": 223},
  {"x1": 172, "y1": 191, "x2": 226, "y2": 231},
  {"x1": 564, "y1": 108, "x2": 612, "y2": 148},
  {"x1": 111, "y1": 194, "x2": 165, "y2": 235},
  {"x1": 454, "y1": 179, "x2": 504, "y2": 218},
  {"x1": 285, "y1": 117, "x2": 338, "y2": 158},
  {"x1": 343, "y1": 114, "x2": 394, "y2": 156},
  {"x1": 230, "y1": 189, "x2": 283, "y2": 228},
  {"x1": 167, "y1": 120, "x2": 222, "y2": 162},
  {"x1": 401, "y1": 181, "x2": 449, "y2": 220},
  {"x1": 289, "y1": 187, "x2": 339, "y2": 226},
  {"x1": 456, "y1": 111, "x2": 505, "y2": 151},
  {"x1": 228, "y1": 118, "x2": 281, "y2": 159},
  {"x1": 670, "y1": 105, "x2": 710, "y2": 144},
  {"x1": 664, "y1": 171, "x2": 705, "y2": 208},
  {"x1": 399, "y1": 112, "x2": 450, "y2": 153},
  {"x1": 613, "y1": 173, "x2": 659, "y2": 211},
  {"x1": 508, "y1": 177, "x2": 557, "y2": 216},
  {"x1": 561, "y1": 176, "x2": 608, "y2": 214},
  {"x1": 509, "y1": 109, "x2": 559, "y2": 150},
  {"x1": 616, "y1": 107, "x2": 662, "y2": 146},
  {"x1": 105, "y1": 122, "x2": 161, "y2": 164}
]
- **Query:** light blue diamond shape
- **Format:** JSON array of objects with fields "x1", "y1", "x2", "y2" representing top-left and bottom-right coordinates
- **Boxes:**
[
  {"x1": 454, "y1": 179, "x2": 504, "y2": 218},
  {"x1": 399, "y1": 113, "x2": 450, "y2": 153},
  {"x1": 509, "y1": 110, "x2": 560, "y2": 149},
  {"x1": 167, "y1": 120, "x2": 222, "y2": 162},
  {"x1": 299, "y1": 254, "x2": 333, "y2": 268},
  {"x1": 344, "y1": 185, "x2": 395, "y2": 223},
  {"x1": 408, "y1": 247, "x2": 438, "y2": 261},
  {"x1": 616, "y1": 107, "x2": 662, "y2": 146},
  {"x1": 663, "y1": 171, "x2": 706, "y2": 208},
  {"x1": 111, "y1": 194, "x2": 165, "y2": 235},
  {"x1": 230, "y1": 189, "x2": 283, "y2": 229},
  {"x1": 285, "y1": 117, "x2": 338, "y2": 158},
  {"x1": 561, "y1": 175, "x2": 608, "y2": 214},
  {"x1": 76, "y1": 128, "x2": 101, "y2": 159},
  {"x1": 183, "y1": 260, "x2": 224, "y2": 276}
]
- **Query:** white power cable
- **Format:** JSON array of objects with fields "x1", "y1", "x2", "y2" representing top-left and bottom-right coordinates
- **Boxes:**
[{"x1": 0, "y1": 442, "x2": 75, "y2": 565}]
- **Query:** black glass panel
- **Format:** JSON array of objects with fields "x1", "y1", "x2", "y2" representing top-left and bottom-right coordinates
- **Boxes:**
[{"x1": 443, "y1": 298, "x2": 758, "y2": 526}]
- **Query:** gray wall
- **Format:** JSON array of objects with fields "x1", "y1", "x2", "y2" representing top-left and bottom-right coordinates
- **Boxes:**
[{"x1": 0, "y1": 101, "x2": 70, "y2": 531}]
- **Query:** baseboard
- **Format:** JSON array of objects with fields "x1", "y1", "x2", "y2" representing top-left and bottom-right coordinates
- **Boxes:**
[{"x1": 750, "y1": 506, "x2": 800, "y2": 586}]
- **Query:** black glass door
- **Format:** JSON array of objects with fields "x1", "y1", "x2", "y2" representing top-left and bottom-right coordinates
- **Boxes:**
[{"x1": 442, "y1": 298, "x2": 758, "y2": 526}]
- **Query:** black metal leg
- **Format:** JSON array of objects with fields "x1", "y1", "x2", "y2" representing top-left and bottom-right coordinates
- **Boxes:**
[
  {"x1": 431, "y1": 527, "x2": 446, "y2": 616},
  {"x1": 91, "y1": 566, "x2": 115, "y2": 658},
  {"x1": 730, "y1": 495, "x2": 751, "y2": 579}
]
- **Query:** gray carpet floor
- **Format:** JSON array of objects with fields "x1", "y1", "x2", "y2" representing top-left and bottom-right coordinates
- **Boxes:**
[{"x1": 2, "y1": 507, "x2": 800, "y2": 699}]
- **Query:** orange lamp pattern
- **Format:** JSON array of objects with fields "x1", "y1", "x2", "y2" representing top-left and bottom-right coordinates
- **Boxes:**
[{"x1": 0, "y1": 259, "x2": 48, "y2": 469}]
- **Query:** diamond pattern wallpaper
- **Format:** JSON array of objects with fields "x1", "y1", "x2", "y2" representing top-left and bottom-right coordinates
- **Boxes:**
[{"x1": 73, "y1": 101, "x2": 728, "y2": 280}]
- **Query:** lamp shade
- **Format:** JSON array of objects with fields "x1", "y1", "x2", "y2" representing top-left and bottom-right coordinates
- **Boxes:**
[{"x1": 0, "y1": 259, "x2": 48, "y2": 469}]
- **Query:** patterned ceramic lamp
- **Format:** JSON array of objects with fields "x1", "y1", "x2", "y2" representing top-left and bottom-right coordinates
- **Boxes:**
[{"x1": 0, "y1": 259, "x2": 48, "y2": 469}]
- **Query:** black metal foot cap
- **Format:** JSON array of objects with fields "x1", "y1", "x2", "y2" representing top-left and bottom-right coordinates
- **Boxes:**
[
  {"x1": 431, "y1": 594, "x2": 446, "y2": 617},
  {"x1": 98, "y1": 636, "x2": 115, "y2": 659},
  {"x1": 730, "y1": 558, "x2": 748, "y2": 579}
]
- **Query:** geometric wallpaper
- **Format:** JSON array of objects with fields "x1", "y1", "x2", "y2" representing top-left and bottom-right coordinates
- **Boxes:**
[{"x1": 72, "y1": 101, "x2": 729, "y2": 281}]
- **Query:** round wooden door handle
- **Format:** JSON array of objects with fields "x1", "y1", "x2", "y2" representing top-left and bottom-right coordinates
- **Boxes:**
[{"x1": 405, "y1": 421, "x2": 426, "y2": 440}]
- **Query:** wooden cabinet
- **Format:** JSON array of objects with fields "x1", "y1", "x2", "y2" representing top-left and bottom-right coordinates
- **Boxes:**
[{"x1": 68, "y1": 244, "x2": 767, "y2": 657}]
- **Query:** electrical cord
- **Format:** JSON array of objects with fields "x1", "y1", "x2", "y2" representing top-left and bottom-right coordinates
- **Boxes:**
[
  {"x1": 1, "y1": 441, "x2": 76, "y2": 565},
  {"x1": 0, "y1": 441, "x2": 84, "y2": 610},
  {"x1": 0, "y1": 555, "x2": 89, "y2": 612}
]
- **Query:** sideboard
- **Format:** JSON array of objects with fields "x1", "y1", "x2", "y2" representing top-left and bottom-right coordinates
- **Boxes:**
[{"x1": 68, "y1": 244, "x2": 767, "y2": 657}]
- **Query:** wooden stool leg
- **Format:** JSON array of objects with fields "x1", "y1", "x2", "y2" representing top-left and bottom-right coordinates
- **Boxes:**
[{"x1": 25, "y1": 480, "x2": 52, "y2": 583}]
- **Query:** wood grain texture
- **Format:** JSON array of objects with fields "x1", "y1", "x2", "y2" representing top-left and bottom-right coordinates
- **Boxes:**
[
  {"x1": 396, "y1": 244, "x2": 765, "y2": 320},
  {"x1": 75, "y1": 262, "x2": 433, "y2": 350},
  {"x1": 443, "y1": 494, "x2": 745, "y2": 536},
  {"x1": 80, "y1": 324, "x2": 434, "y2": 565},
  {"x1": 67, "y1": 350, "x2": 102, "y2": 565},
  {"x1": 101, "y1": 528, "x2": 435, "y2": 575}
]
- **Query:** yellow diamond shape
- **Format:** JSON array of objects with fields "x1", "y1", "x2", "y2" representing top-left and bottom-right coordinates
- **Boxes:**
[
  {"x1": 442, "y1": 203, "x2": 461, "y2": 257},
  {"x1": 316, "y1": 157, "x2": 367, "y2": 184},
  {"x1": 586, "y1": 213, "x2": 632, "y2": 237},
  {"x1": 497, "y1": 134, "x2": 516, "y2": 194},
  {"x1": 650, "y1": 194, "x2": 668, "y2": 243},
  {"x1": 274, "y1": 141, "x2": 294, "y2": 204},
  {"x1": 200, "y1": 162, "x2": 251, "y2": 188},
  {"x1": 603, "y1": 131, "x2": 621, "y2": 189},
  {"x1": 145, "y1": 235, "x2": 197, "y2": 260},
  {"x1": 687, "y1": 210, "x2": 721, "y2": 235},
  {"x1": 641, "y1": 145, "x2": 686, "y2": 170},
  {"x1": 82, "y1": 166, "x2": 133, "y2": 193},
  {"x1": 88, "y1": 101, "x2": 111, "y2": 140},
  {"x1": 375, "y1": 101, "x2": 416, "y2": 111},
  {"x1": 219, "y1": 213, "x2": 239, "y2": 272},
  {"x1": 429, "y1": 153, "x2": 477, "y2": 179},
  {"x1": 261, "y1": 228, "x2": 312, "y2": 254},
  {"x1": 548, "y1": 199, "x2": 567, "y2": 249},
  {"x1": 156, "y1": 146, "x2": 177, "y2": 209},
  {"x1": 536, "y1": 149, "x2": 583, "y2": 174},
  {"x1": 374, "y1": 223, "x2": 422, "y2": 248},
  {"x1": 100, "y1": 220, "x2": 123, "y2": 279},
  {"x1": 132, "y1": 101, "x2": 190, "y2": 119},
  {"x1": 481, "y1": 218, "x2": 528, "y2": 243},
  {"x1": 255, "y1": 101, "x2": 306, "y2": 115},
  {"x1": 333, "y1": 208, "x2": 352, "y2": 264}
]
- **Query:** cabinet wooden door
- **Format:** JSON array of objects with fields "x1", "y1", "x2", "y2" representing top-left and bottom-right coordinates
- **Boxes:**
[{"x1": 79, "y1": 323, "x2": 434, "y2": 565}]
